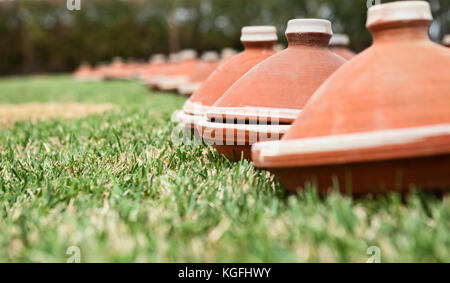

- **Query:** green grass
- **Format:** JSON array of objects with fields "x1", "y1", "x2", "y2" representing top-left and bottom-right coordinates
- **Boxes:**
[{"x1": 0, "y1": 75, "x2": 449, "y2": 263}]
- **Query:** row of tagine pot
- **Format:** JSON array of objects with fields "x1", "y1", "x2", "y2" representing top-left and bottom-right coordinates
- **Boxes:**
[
  {"x1": 176, "y1": 1, "x2": 450, "y2": 195},
  {"x1": 73, "y1": 33, "x2": 357, "y2": 96}
]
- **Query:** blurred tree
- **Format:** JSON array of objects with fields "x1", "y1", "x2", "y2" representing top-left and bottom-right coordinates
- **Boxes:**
[{"x1": 0, "y1": 0, "x2": 448, "y2": 75}]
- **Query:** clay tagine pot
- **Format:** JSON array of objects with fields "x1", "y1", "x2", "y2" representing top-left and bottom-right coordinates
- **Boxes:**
[
  {"x1": 74, "y1": 62, "x2": 101, "y2": 82},
  {"x1": 252, "y1": 1, "x2": 450, "y2": 195},
  {"x1": 329, "y1": 33, "x2": 356, "y2": 60},
  {"x1": 178, "y1": 51, "x2": 220, "y2": 96},
  {"x1": 177, "y1": 26, "x2": 278, "y2": 137},
  {"x1": 200, "y1": 19, "x2": 346, "y2": 161},
  {"x1": 140, "y1": 54, "x2": 167, "y2": 83},
  {"x1": 443, "y1": 34, "x2": 450, "y2": 47},
  {"x1": 156, "y1": 50, "x2": 200, "y2": 91}
]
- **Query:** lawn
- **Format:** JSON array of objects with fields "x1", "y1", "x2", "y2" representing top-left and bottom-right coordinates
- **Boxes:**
[{"x1": 0, "y1": 75, "x2": 448, "y2": 263}]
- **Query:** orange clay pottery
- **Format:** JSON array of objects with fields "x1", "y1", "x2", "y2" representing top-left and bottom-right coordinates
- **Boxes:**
[
  {"x1": 177, "y1": 26, "x2": 278, "y2": 138},
  {"x1": 156, "y1": 50, "x2": 199, "y2": 91},
  {"x1": 329, "y1": 33, "x2": 356, "y2": 60},
  {"x1": 443, "y1": 34, "x2": 450, "y2": 47},
  {"x1": 252, "y1": 1, "x2": 450, "y2": 195},
  {"x1": 178, "y1": 52, "x2": 220, "y2": 96},
  {"x1": 200, "y1": 19, "x2": 346, "y2": 161}
]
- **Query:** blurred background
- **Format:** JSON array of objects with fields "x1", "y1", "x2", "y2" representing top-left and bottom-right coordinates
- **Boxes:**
[{"x1": 1, "y1": 0, "x2": 449, "y2": 75}]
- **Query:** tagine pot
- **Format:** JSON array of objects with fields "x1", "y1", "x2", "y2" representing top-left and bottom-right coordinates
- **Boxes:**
[
  {"x1": 156, "y1": 50, "x2": 199, "y2": 91},
  {"x1": 252, "y1": 1, "x2": 450, "y2": 195},
  {"x1": 329, "y1": 33, "x2": 356, "y2": 60},
  {"x1": 178, "y1": 26, "x2": 278, "y2": 137},
  {"x1": 201, "y1": 19, "x2": 346, "y2": 161},
  {"x1": 178, "y1": 52, "x2": 220, "y2": 96}
]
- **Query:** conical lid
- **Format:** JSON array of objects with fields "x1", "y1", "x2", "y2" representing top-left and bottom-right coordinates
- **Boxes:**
[
  {"x1": 207, "y1": 19, "x2": 346, "y2": 124},
  {"x1": 329, "y1": 33, "x2": 356, "y2": 60},
  {"x1": 183, "y1": 26, "x2": 278, "y2": 116},
  {"x1": 253, "y1": 1, "x2": 450, "y2": 167}
]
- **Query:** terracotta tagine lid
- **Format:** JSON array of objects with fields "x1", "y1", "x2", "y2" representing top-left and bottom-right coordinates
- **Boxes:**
[
  {"x1": 182, "y1": 26, "x2": 278, "y2": 116},
  {"x1": 207, "y1": 19, "x2": 346, "y2": 124},
  {"x1": 443, "y1": 34, "x2": 450, "y2": 47},
  {"x1": 329, "y1": 33, "x2": 356, "y2": 60},
  {"x1": 252, "y1": 1, "x2": 450, "y2": 194},
  {"x1": 199, "y1": 19, "x2": 345, "y2": 161},
  {"x1": 178, "y1": 52, "x2": 220, "y2": 96}
]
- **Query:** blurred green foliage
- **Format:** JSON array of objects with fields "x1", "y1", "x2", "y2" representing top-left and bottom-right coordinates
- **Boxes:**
[{"x1": 1, "y1": 0, "x2": 449, "y2": 74}]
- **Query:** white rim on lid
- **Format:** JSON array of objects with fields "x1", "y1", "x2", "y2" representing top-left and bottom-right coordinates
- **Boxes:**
[
  {"x1": 329, "y1": 33, "x2": 350, "y2": 46},
  {"x1": 443, "y1": 34, "x2": 450, "y2": 45},
  {"x1": 285, "y1": 19, "x2": 333, "y2": 35},
  {"x1": 201, "y1": 51, "x2": 220, "y2": 62},
  {"x1": 366, "y1": 1, "x2": 433, "y2": 27},
  {"x1": 240, "y1": 26, "x2": 278, "y2": 42}
]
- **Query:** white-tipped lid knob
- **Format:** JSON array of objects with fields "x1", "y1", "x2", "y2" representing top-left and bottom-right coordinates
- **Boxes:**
[
  {"x1": 366, "y1": 1, "x2": 432, "y2": 28},
  {"x1": 169, "y1": 53, "x2": 180, "y2": 63},
  {"x1": 201, "y1": 51, "x2": 220, "y2": 62},
  {"x1": 221, "y1": 48, "x2": 237, "y2": 59},
  {"x1": 285, "y1": 19, "x2": 333, "y2": 35},
  {"x1": 150, "y1": 54, "x2": 166, "y2": 63},
  {"x1": 329, "y1": 33, "x2": 350, "y2": 46},
  {"x1": 179, "y1": 49, "x2": 198, "y2": 60},
  {"x1": 240, "y1": 26, "x2": 278, "y2": 42},
  {"x1": 443, "y1": 34, "x2": 450, "y2": 46}
]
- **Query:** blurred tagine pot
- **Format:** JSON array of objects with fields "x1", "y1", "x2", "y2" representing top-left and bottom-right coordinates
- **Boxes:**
[
  {"x1": 199, "y1": 19, "x2": 346, "y2": 161},
  {"x1": 252, "y1": 1, "x2": 450, "y2": 195}
]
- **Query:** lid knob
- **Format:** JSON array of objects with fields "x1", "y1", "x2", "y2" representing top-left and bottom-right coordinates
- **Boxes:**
[
  {"x1": 285, "y1": 19, "x2": 333, "y2": 35},
  {"x1": 179, "y1": 49, "x2": 198, "y2": 61},
  {"x1": 329, "y1": 33, "x2": 350, "y2": 46},
  {"x1": 240, "y1": 26, "x2": 278, "y2": 42},
  {"x1": 443, "y1": 34, "x2": 450, "y2": 46}
]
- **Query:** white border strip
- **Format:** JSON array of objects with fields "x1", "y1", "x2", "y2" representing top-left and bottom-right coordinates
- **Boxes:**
[
  {"x1": 182, "y1": 100, "x2": 215, "y2": 116},
  {"x1": 207, "y1": 106, "x2": 301, "y2": 121},
  {"x1": 253, "y1": 123, "x2": 450, "y2": 158}
]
